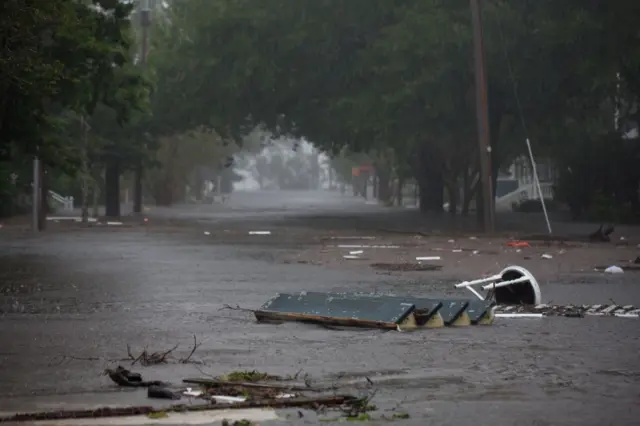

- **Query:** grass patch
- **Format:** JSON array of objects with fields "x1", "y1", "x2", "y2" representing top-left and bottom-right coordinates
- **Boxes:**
[{"x1": 222, "y1": 370, "x2": 281, "y2": 382}]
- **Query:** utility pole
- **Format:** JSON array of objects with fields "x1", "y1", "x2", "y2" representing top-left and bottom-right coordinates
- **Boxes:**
[
  {"x1": 133, "y1": 0, "x2": 151, "y2": 214},
  {"x1": 80, "y1": 115, "x2": 90, "y2": 224},
  {"x1": 470, "y1": 0, "x2": 495, "y2": 233}
]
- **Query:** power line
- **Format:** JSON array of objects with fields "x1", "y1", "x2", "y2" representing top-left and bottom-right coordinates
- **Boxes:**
[{"x1": 496, "y1": 10, "x2": 553, "y2": 235}]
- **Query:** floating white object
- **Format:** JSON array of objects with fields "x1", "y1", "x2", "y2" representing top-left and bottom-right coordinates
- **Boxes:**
[
  {"x1": 448, "y1": 239, "x2": 455, "y2": 243},
  {"x1": 106, "y1": 221, "x2": 123, "y2": 226},
  {"x1": 349, "y1": 250, "x2": 364, "y2": 255},
  {"x1": 615, "y1": 312, "x2": 639, "y2": 319},
  {"x1": 184, "y1": 387, "x2": 203, "y2": 397},
  {"x1": 212, "y1": 395, "x2": 247, "y2": 404},
  {"x1": 343, "y1": 255, "x2": 362, "y2": 260},
  {"x1": 416, "y1": 256, "x2": 441, "y2": 261},
  {"x1": 204, "y1": 231, "x2": 211, "y2": 236},
  {"x1": 452, "y1": 249, "x2": 463, "y2": 253},
  {"x1": 469, "y1": 236, "x2": 478, "y2": 240},
  {"x1": 496, "y1": 313, "x2": 544, "y2": 319},
  {"x1": 541, "y1": 254, "x2": 553, "y2": 259},
  {"x1": 276, "y1": 393, "x2": 296, "y2": 399},
  {"x1": 455, "y1": 265, "x2": 542, "y2": 306},
  {"x1": 249, "y1": 231, "x2": 271, "y2": 235},
  {"x1": 472, "y1": 250, "x2": 480, "y2": 255},
  {"x1": 604, "y1": 265, "x2": 624, "y2": 274}
]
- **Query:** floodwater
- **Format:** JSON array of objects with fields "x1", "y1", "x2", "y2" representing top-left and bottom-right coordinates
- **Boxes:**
[{"x1": 1, "y1": 191, "x2": 639, "y2": 425}]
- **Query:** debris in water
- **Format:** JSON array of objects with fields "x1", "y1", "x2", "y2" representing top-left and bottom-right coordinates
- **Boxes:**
[
  {"x1": 204, "y1": 231, "x2": 211, "y2": 236},
  {"x1": 604, "y1": 265, "x2": 624, "y2": 274},
  {"x1": 0, "y1": 396, "x2": 356, "y2": 423},
  {"x1": 416, "y1": 256, "x2": 441, "y2": 261},
  {"x1": 213, "y1": 395, "x2": 247, "y2": 404},
  {"x1": 349, "y1": 250, "x2": 364, "y2": 255},
  {"x1": 507, "y1": 241, "x2": 530, "y2": 248},
  {"x1": 184, "y1": 388, "x2": 203, "y2": 397},
  {"x1": 148, "y1": 386, "x2": 182, "y2": 400},
  {"x1": 249, "y1": 231, "x2": 271, "y2": 235},
  {"x1": 104, "y1": 366, "x2": 167, "y2": 388},
  {"x1": 276, "y1": 393, "x2": 296, "y2": 399},
  {"x1": 343, "y1": 255, "x2": 364, "y2": 260},
  {"x1": 541, "y1": 254, "x2": 553, "y2": 259}
]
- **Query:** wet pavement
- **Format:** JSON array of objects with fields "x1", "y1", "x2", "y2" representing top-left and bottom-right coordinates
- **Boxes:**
[{"x1": 1, "y1": 191, "x2": 640, "y2": 425}]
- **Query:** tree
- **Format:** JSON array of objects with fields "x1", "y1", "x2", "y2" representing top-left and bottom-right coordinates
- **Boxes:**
[
  {"x1": 132, "y1": 0, "x2": 640, "y2": 223},
  {"x1": 146, "y1": 127, "x2": 237, "y2": 205},
  {"x1": 0, "y1": 0, "x2": 151, "y2": 219}
]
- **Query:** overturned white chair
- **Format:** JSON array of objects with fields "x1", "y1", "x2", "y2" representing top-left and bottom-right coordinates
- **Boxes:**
[{"x1": 455, "y1": 265, "x2": 542, "y2": 318}]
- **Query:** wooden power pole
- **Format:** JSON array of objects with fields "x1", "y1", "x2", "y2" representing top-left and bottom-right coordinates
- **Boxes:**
[{"x1": 470, "y1": 0, "x2": 495, "y2": 233}]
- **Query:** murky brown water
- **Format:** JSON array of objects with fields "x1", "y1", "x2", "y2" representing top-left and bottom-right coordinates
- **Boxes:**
[{"x1": 1, "y1": 194, "x2": 639, "y2": 425}]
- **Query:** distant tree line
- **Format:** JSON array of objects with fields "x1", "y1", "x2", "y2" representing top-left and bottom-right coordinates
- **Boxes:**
[{"x1": 2, "y1": 0, "x2": 638, "y2": 222}]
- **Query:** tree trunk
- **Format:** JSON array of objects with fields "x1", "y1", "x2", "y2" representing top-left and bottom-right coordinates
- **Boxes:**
[
  {"x1": 37, "y1": 162, "x2": 47, "y2": 231},
  {"x1": 193, "y1": 178, "x2": 204, "y2": 201},
  {"x1": 396, "y1": 178, "x2": 404, "y2": 206},
  {"x1": 447, "y1": 182, "x2": 459, "y2": 215},
  {"x1": 418, "y1": 172, "x2": 444, "y2": 213},
  {"x1": 80, "y1": 116, "x2": 89, "y2": 224},
  {"x1": 81, "y1": 173, "x2": 89, "y2": 224},
  {"x1": 91, "y1": 183, "x2": 100, "y2": 218},
  {"x1": 361, "y1": 173, "x2": 369, "y2": 200},
  {"x1": 104, "y1": 157, "x2": 121, "y2": 218},
  {"x1": 154, "y1": 177, "x2": 174, "y2": 206},
  {"x1": 377, "y1": 171, "x2": 392, "y2": 205},
  {"x1": 462, "y1": 171, "x2": 478, "y2": 216},
  {"x1": 372, "y1": 174, "x2": 378, "y2": 199}
]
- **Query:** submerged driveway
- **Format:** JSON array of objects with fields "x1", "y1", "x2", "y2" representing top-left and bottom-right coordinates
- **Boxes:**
[{"x1": 1, "y1": 191, "x2": 639, "y2": 425}]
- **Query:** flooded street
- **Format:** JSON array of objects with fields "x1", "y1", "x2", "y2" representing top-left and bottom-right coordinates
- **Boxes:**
[{"x1": 1, "y1": 192, "x2": 639, "y2": 425}]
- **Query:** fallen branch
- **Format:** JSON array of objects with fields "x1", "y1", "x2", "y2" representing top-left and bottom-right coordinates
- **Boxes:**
[
  {"x1": 0, "y1": 396, "x2": 357, "y2": 423},
  {"x1": 220, "y1": 304, "x2": 256, "y2": 314},
  {"x1": 183, "y1": 378, "x2": 330, "y2": 393},
  {"x1": 104, "y1": 366, "x2": 168, "y2": 388},
  {"x1": 126, "y1": 343, "x2": 179, "y2": 366},
  {"x1": 179, "y1": 334, "x2": 202, "y2": 364}
]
